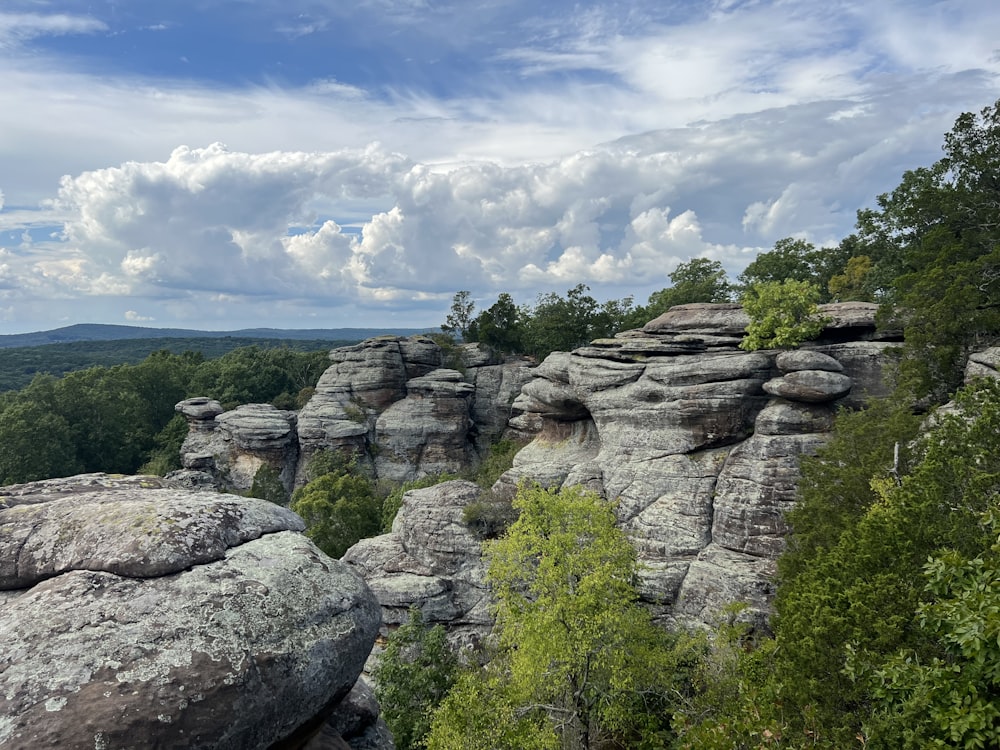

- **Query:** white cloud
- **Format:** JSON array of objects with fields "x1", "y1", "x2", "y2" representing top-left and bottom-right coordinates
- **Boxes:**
[
  {"x1": 1, "y1": 0, "x2": 999, "y2": 331},
  {"x1": 0, "y1": 12, "x2": 106, "y2": 45},
  {"x1": 124, "y1": 310, "x2": 154, "y2": 322}
]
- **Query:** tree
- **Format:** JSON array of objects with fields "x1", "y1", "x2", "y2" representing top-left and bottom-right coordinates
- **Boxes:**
[
  {"x1": 866, "y1": 509, "x2": 1000, "y2": 749},
  {"x1": 289, "y1": 468, "x2": 381, "y2": 558},
  {"x1": 442, "y1": 291, "x2": 477, "y2": 341},
  {"x1": 739, "y1": 279, "x2": 828, "y2": 350},
  {"x1": 770, "y1": 379, "x2": 1000, "y2": 744},
  {"x1": 472, "y1": 292, "x2": 524, "y2": 353},
  {"x1": 738, "y1": 238, "x2": 849, "y2": 302},
  {"x1": 373, "y1": 607, "x2": 460, "y2": 750},
  {"x1": 427, "y1": 483, "x2": 682, "y2": 749},
  {"x1": 0, "y1": 400, "x2": 81, "y2": 484},
  {"x1": 855, "y1": 100, "x2": 1000, "y2": 398}
]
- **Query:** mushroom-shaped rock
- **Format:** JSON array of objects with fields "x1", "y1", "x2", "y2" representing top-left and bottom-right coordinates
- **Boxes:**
[
  {"x1": 763, "y1": 370, "x2": 852, "y2": 403},
  {"x1": 0, "y1": 474, "x2": 381, "y2": 750},
  {"x1": 176, "y1": 397, "x2": 224, "y2": 430}
]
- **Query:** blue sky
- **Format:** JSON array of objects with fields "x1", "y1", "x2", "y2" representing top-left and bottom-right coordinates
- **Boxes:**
[{"x1": 0, "y1": 0, "x2": 998, "y2": 333}]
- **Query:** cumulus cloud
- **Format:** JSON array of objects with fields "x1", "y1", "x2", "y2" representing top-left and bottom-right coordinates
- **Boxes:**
[
  {"x1": 124, "y1": 310, "x2": 154, "y2": 322},
  {"x1": 1, "y1": 0, "x2": 999, "y2": 331}
]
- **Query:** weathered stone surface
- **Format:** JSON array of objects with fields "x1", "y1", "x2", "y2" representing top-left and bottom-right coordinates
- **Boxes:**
[
  {"x1": 672, "y1": 544, "x2": 778, "y2": 629},
  {"x1": 812, "y1": 341, "x2": 898, "y2": 407},
  {"x1": 466, "y1": 359, "x2": 536, "y2": 450},
  {"x1": 967, "y1": 347, "x2": 1000, "y2": 383},
  {"x1": 754, "y1": 399, "x2": 836, "y2": 436},
  {"x1": 643, "y1": 303, "x2": 750, "y2": 336},
  {"x1": 712, "y1": 431, "x2": 828, "y2": 558},
  {"x1": 343, "y1": 481, "x2": 489, "y2": 645},
  {"x1": 817, "y1": 301, "x2": 879, "y2": 328},
  {"x1": 0, "y1": 483, "x2": 303, "y2": 589},
  {"x1": 176, "y1": 396, "x2": 224, "y2": 428},
  {"x1": 775, "y1": 349, "x2": 843, "y2": 373},
  {"x1": 763, "y1": 369, "x2": 852, "y2": 402},
  {"x1": 375, "y1": 370, "x2": 475, "y2": 482},
  {"x1": 0, "y1": 475, "x2": 381, "y2": 750}
]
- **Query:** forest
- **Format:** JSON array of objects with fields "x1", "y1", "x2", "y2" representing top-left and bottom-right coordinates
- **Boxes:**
[{"x1": 1, "y1": 100, "x2": 998, "y2": 748}]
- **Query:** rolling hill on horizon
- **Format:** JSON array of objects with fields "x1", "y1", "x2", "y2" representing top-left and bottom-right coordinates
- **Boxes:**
[{"x1": 0, "y1": 323, "x2": 434, "y2": 349}]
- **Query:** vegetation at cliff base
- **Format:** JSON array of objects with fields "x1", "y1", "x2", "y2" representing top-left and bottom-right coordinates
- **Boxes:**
[{"x1": 427, "y1": 483, "x2": 694, "y2": 750}]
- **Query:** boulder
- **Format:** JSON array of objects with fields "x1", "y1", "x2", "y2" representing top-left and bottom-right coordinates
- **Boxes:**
[
  {"x1": 0, "y1": 474, "x2": 381, "y2": 750},
  {"x1": 775, "y1": 350, "x2": 843, "y2": 373},
  {"x1": 763, "y1": 370, "x2": 852, "y2": 403},
  {"x1": 374, "y1": 370, "x2": 476, "y2": 482},
  {"x1": 643, "y1": 303, "x2": 750, "y2": 337}
]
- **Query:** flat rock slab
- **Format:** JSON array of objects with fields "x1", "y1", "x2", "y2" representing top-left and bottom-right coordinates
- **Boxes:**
[{"x1": 763, "y1": 370, "x2": 852, "y2": 403}]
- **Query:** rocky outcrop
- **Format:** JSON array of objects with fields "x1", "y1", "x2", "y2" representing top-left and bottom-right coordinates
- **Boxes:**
[
  {"x1": 343, "y1": 480, "x2": 490, "y2": 648},
  {"x1": 494, "y1": 303, "x2": 902, "y2": 628},
  {"x1": 0, "y1": 474, "x2": 381, "y2": 750},
  {"x1": 176, "y1": 336, "x2": 535, "y2": 493}
]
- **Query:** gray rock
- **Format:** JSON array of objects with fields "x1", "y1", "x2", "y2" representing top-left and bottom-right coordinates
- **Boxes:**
[
  {"x1": 754, "y1": 399, "x2": 836, "y2": 436},
  {"x1": 343, "y1": 481, "x2": 488, "y2": 646},
  {"x1": 775, "y1": 350, "x2": 844, "y2": 373},
  {"x1": 763, "y1": 370, "x2": 852, "y2": 403},
  {"x1": 374, "y1": 370, "x2": 476, "y2": 482},
  {"x1": 176, "y1": 396, "x2": 224, "y2": 428},
  {"x1": 643, "y1": 303, "x2": 750, "y2": 336},
  {"x1": 0, "y1": 475, "x2": 381, "y2": 750},
  {"x1": 816, "y1": 301, "x2": 879, "y2": 329}
]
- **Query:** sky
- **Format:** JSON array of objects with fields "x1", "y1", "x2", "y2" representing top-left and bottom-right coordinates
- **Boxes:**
[{"x1": 0, "y1": 1, "x2": 998, "y2": 334}]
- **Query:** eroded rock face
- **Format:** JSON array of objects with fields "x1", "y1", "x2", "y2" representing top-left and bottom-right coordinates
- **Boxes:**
[
  {"x1": 493, "y1": 303, "x2": 900, "y2": 628},
  {"x1": 0, "y1": 474, "x2": 381, "y2": 750},
  {"x1": 177, "y1": 336, "x2": 536, "y2": 492},
  {"x1": 343, "y1": 480, "x2": 489, "y2": 647}
]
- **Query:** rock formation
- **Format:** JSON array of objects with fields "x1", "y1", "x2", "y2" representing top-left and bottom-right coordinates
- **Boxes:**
[
  {"x1": 0, "y1": 473, "x2": 382, "y2": 750},
  {"x1": 494, "y1": 302, "x2": 900, "y2": 628},
  {"x1": 175, "y1": 337, "x2": 534, "y2": 493}
]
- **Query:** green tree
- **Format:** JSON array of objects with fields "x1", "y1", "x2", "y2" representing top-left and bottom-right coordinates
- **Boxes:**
[
  {"x1": 856, "y1": 100, "x2": 1000, "y2": 398},
  {"x1": 0, "y1": 400, "x2": 81, "y2": 484},
  {"x1": 472, "y1": 292, "x2": 525, "y2": 353},
  {"x1": 865, "y1": 508, "x2": 1000, "y2": 748},
  {"x1": 373, "y1": 607, "x2": 460, "y2": 750},
  {"x1": 738, "y1": 238, "x2": 848, "y2": 302},
  {"x1": 739, "y1": 279, "x2": 828, "y2": 350},
  {"x1": 521, "y1": 284, "x2": 633, "y2": 359},
  {"x1": 427, "y1": 483, "x2": 682, "y2": 749},
  {"x1": 442, "y1": 291, "x2": 477, "y2": 341},
  {"x1": 289, "y1": 468, "x2": 381, "y2": 558},
  {"x1": 771, "y1": 379, "x2": 1000, "y2": 744}
]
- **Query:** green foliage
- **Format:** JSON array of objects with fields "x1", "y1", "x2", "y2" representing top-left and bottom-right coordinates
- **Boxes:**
[
  {"x1": 771, "y1": 379, "x2": 1000, "y2": 744},
  {"x1": 739, "y1": 280, "x2": 828, "y2": 350},
  {"x1": 471, "y1": 438, "x2": 526, "y2": 489},
  {"x1": 521, "y1": 283, "x2": 636, "y2": 360},
  {"x1": 289, "y1": 467, "x2": 381, "y2": 558},
  {"x1": 864, "y1": 508, "x2": 1000, "y2": 748},
  {"x1": 461, "y1": 498, "x2": 518, "y2": 540},
  {"x1": 0, "y1": 399, "x2": 82, "y2": 485},
  {"x1": 247, "y1": 463, "x2": 288, "y2": 505},
  {"x1": 189, "y1": 345, "x2": 329, "y2": 409},
  {"x1": 738, "y1": 237, "x2": 849, "y2": 302},
  {"x1": 469, "y1": 292, "x2": 525, "y2": 353},
  {"x1": 856, "y1": 100, "x2": 1000, "y2": 398},
  {"x1": 428, "y1": 483, "x2": 685, "y2": 749},
  {"x1": 827, "y1": 254, "x2": 876, "y2": 302},
  {"x1": 373, "y1": 607, "x2": 460, "y2": 750},
  {"x1": 138, "y1": 413, "x2": 190, "y2": 476}
]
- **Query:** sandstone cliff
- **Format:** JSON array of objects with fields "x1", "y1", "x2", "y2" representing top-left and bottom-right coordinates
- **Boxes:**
[
  {"x1": 346, "y1": 303, "x2": 906, "y2": 637},
  {"x1": 175, "y1": 337, "x2": 535, "y2": 494}
]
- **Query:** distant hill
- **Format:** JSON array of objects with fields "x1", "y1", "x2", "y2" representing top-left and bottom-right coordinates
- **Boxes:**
[{"x1": 0, "y1": 324, "x2": 433, "y2": 349}]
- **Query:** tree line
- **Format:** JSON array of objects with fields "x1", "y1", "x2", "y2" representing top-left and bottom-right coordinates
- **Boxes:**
[
  {"x1": 374, "y1": 100, "x2": 1000, "y2": 748},
  {"x1": 0, "y1": 346, "x2": 330, "y2": 485}
]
